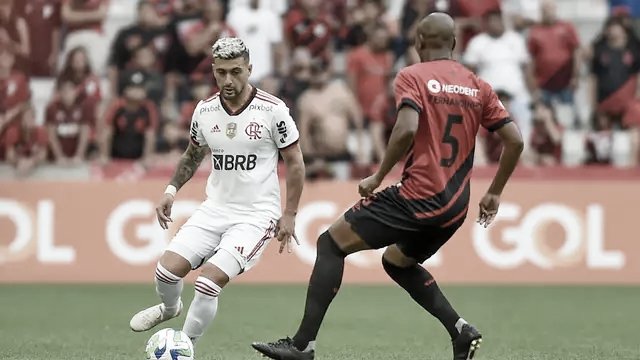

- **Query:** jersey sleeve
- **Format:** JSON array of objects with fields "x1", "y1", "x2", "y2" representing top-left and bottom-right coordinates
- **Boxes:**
[
  {"x1": 272, "y1": 103, "x2": 300, "y2": 150},
  {"x1": 394, "y1": 69, "x2": 422, "y2": 113},
  {"x1": 482, "y1": 83, "x2": 512, "y2": 132},
  {"x1": 189, "y1": 102, "x2": 206, "y2": 147}
]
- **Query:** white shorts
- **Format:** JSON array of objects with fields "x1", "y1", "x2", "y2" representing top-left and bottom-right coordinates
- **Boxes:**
[{"x1": 166, "y1": 199, "x2": 278, "y2": 278}]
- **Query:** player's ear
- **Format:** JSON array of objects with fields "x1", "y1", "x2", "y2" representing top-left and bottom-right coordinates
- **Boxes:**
[
  {"x1": 452, "y1": 37, "x2": 457, "y2": 51},
  {"x1": 415, "y1": 34, "x2": 423, "y2": 51},
  {"x1": 247, "y1": 64, "x2": 252, "y2": 76}
]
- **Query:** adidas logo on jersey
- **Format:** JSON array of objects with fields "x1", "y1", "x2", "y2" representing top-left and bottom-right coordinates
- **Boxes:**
[{"x1": 211, "y1": 125, "x2": 220, "y2": 133}]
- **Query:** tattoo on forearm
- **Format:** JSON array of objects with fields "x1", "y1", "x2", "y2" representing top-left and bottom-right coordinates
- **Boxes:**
[{"x1": 170, "y1": 144, "x2": 208, "y2": 190}]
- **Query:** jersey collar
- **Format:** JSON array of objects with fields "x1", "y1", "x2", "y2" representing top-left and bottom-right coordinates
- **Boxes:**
[{"x1": 220, "y1": 85, "x2": 258, "y2": 116}]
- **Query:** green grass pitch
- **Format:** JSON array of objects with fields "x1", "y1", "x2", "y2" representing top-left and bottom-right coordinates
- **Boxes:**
[{"x1": 1, "y1": 284, "x2": 639, "y2": 360}]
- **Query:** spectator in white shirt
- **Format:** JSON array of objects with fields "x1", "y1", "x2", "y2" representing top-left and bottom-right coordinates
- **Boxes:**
[
  {"x1": 464, "y1": 9, "x2": 537, "y2": 139},
  {"x1": 227, "y1": 0, "x2": 287, "y2": 17},
  {"x1": 226, "y1": 0, "x2": 286, "y2": 83}
]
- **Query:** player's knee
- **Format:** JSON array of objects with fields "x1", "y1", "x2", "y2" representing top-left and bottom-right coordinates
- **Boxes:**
[
  {"x1": 382, "y1": 245, "x2": 417, "y2": 268},
  {"x1": 157, "y1": 251, "x2": 192, "y2": 279},
  {"x1": 194, "y1": 275, "x2": 223, "y2": 299},
  {"x1": 317, "y1": 231, "x2": 347, "y2": 258},
  {"x1": 327, "y1": 216, "x2": 370, "y2": 254},
  {"x1": 202, "y1": 249, "x2": 243, "y2": 287}
]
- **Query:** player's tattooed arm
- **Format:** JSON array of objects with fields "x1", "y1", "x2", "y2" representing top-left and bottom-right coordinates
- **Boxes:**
[{"x1": 169, "y1": 143, "x2": 208, "y2": 190}]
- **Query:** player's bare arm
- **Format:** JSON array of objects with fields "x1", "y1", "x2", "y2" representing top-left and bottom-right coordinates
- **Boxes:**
[
  {"x1": 478, "y1": 122, "x2": 524, "y2": 227},
  {"x1": 170, "y1": 142, "x2": 208, "y2": 191},
  {"x1": 155, "y1": 143, "x2": 208, "y2": 229},
  {"x1": 277, "y1": 143, "x2": 305, "y2": 253},
  {"x1": 359, "y1": 106, "x2": 419, "y2": 197}
]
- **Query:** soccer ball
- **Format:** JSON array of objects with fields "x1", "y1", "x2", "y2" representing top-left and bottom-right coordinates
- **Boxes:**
[{"x1": 145, "y1": 328, "x2": 194, "y2": 360}]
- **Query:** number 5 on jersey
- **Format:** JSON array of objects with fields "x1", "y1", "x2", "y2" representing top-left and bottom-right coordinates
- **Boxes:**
[{"x1": 440, "y1": 114, "x2": 463, "y2": 168}]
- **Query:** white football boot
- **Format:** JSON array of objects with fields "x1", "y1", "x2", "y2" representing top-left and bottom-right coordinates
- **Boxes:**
[{"x1": 130, "y1": 300, "x2": 183, "y2": 332}]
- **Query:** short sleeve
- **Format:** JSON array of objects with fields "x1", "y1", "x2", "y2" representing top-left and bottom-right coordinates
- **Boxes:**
[
  {"x1": 394, "y1": 69, "x2": 422, "y2": 113},
  {"x1": 272, "y1": 103, "x2": 300, "y2": 150},
  {"x1": 189, "y1": 103, "x2": 206, "y2": 147},
  {"x1": 482, "y1": 83, "x2": 512, "y2": 132}
]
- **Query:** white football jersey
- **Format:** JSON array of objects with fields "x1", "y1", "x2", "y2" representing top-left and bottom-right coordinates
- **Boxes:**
[{"x1": 189, "y1": 87, "x2": 300, "y2": 219}]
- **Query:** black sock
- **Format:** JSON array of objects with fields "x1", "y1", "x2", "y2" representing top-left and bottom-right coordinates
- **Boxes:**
[
  {"x1": 292, "y1": 232, "x2": 346, "y2": 351},
  {"x1": 382, "y1": 257, "x2": 461, "y2": 339}
]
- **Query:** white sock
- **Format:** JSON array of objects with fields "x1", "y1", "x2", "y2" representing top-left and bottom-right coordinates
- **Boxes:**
[
  {"x1": 455, "y1": 318, "x2": 468, "y2": 334},
  {"x1": 155, "y1": 263, "x2": 184, "y2": 312},
  {"x1": 182, "y1": 276, "x2": 221, "y2": 342}
]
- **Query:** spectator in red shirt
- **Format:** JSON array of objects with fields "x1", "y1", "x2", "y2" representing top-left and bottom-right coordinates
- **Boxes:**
[
  {"x1": 45, "y1": 79, "x2": 93, "y2": 164},
  {"x1": 369, "y1": 73, "x2": 395, "y2": 162},
  {"x1": 528, "y1": 0, "x2": 582, "y2": 106},
  {"x1": 346, "y1": 23, "x2": 393, "y2": 123},
  {"x1": 4, "y1": 106, "x2": 47, "y2": 177},
  {"x1": 61, "y1": 0, "x2": 110, "y2": 74},
  {"x1": 0, "y1": 48, "x2": 30, "y2": 160},
  {"x1": 23, "y1": 0, "x2": 62, "y2": 77},
  {"x1": 56, "y1": 46, "x2": 102, "y2": 109},
  {"x1": 100, "y1": 71, "x2": 158, "y2": 166},
  {"x1": 0, "y1": 0, "x2": 30, "y2": 74},
  {"x1": 284, "y1": 0, "x2": 334, "y2": 61}
]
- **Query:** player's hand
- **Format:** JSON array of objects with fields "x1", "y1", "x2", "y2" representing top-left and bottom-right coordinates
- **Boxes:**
[
  {"x1": 358, "y1": 173, "x2": 382, "y2": 197},
  {"x1": 477, "y1": 193, "x2": 500, "y2": 228},
  {"x1": 156, "y1": 194, "x2": 174, "y2": 230},
  {"x1": 275, "y1": 212, "x2": 299, "y2": 254}
]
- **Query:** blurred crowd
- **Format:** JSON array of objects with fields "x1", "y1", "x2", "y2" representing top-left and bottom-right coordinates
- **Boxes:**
[{"x1": 0, "y1": 0, "x2": 639, "y2": 179}]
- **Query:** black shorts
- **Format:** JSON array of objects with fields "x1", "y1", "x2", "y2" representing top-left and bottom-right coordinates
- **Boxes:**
[{"x1": 343, "y1": 185, "x2": 465, "y2": 263}]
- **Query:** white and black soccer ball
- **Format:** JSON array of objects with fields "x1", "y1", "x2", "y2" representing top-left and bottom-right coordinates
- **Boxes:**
[{"x1": 145, "y1": 328, "x2": 194, "y2": 360}]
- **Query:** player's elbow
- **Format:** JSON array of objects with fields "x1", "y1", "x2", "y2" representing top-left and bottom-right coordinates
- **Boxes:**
[
  {"x1": 399, "y1": 126, "x2": 418, "y2": 141},
  {"x1": 504, "y1": 136, "x2": 524, "y2": 155}
]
